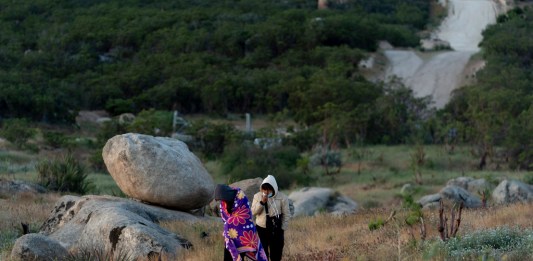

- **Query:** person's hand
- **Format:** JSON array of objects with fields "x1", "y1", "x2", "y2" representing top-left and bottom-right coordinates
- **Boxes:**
[{"x1": 261, "y1": 193, "x2": 268, "y2": 203}]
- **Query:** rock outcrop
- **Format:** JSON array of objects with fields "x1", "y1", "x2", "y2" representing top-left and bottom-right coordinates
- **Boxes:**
[{"x1": 12, "y1": 195, "x2": 203, "y2": 260}]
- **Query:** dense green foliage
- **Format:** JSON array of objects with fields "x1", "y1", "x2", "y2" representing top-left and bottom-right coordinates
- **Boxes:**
[
  {"x1": 221, "y1": 144, "x2": 308, "y2": 188},
  {"x1": 0, "y1": 0, "x2": 428, "y2": 124},
  {"x1": 444, "y1": 7, "x2": 533, "y2": 169},
  {"x1": 0, "y1": 118, "x2": 35, "y2": 149}
]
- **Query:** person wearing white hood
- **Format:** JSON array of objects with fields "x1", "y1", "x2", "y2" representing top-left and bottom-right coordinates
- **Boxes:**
[{"x1": 251, "y1": 175, "x2": 290, "y2": 261}]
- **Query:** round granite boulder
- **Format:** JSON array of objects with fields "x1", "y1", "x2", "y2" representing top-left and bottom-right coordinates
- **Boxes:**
[{"x1": 103, "y1": 133, "x2": 214, "y2": 210}]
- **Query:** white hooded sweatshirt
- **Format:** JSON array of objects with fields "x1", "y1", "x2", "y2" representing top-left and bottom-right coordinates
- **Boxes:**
[{"x1": 251, "y1": 175, "x2": 291, "y2": 230}]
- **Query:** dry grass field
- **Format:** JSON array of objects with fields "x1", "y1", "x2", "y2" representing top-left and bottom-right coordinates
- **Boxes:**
[
  {"x1": 1, "y1": 144, "x2": 532, "y2": 260},
  {"x1": 166, "y1": 203, "x2": 533, "y2": 261}
]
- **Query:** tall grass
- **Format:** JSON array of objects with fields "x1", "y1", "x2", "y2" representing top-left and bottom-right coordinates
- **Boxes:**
[
  {"x1": 162, "y1": 203, "x2": 533, "y2": 261},
  {"x1": 0, "y1": 192, "x2": 59, "y2": 260}
]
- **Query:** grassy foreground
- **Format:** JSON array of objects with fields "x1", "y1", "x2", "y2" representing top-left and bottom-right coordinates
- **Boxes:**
[
  {"x1": 168, "y1": 203, "x2": 533, "y2": 260},
  {"x1": 1, "y1": 145, "x2": 532, "y2": 260}
]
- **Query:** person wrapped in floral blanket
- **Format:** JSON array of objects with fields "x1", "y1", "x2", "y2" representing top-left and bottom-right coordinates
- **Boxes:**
[{"x1": 215, "y1": 184, "x2": 267, "y2": 261}]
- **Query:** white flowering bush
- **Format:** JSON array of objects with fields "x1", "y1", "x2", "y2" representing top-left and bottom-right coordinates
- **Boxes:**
[{"x1": 425, "y1": 227, "x2": 533, "y2": 260}]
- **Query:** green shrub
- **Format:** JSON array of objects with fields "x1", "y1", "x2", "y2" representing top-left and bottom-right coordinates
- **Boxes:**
[
  {"x1": 309, "y1": 147, "x2": 342, "y2": 168},
  {"x1": 0, "y1": 230, "x2": 18, "y2": 256},
  {"x1": 368, "y1": 218, "x2": 385, "y2": 231},
  {"x1": 42, "y1": 131, "x2": 69, "y2": 148},
  {"x1": 89, "y1": 149, "x2": 107, "y2": 173},
  {"x1": 185, "y1": 120, "x2": 238, "y2": 159},
  {"x1": 96, "y1": 119, "x2": 128, "y2": 147},
  {"x1": 283, "y1": 127, "x2": 319, "y2": 152},
  {"x1": 402, "y1": 194, "x2": 423, "y2": 226},
  {"x1": 523, "y1": 172, "x2": 533, "y2": 185},
  {"x1": 36, "y1": 153, "x2": 93, "y2": 194},
  {"x1": 127, "y1": 109, "x2": 173, "y2": 136},
  {"x1": 425, "y1": 227, "x2": 533, "y2": 260},
  {"x1": 221, "y1": 144, "x2": 307, "y2": 188},
  {"x1": 105, "y1": 98, "x2": 134, "y2": 116},
  {"x1": 0, "y1": 118, "x2": 36, "y2": 149}
]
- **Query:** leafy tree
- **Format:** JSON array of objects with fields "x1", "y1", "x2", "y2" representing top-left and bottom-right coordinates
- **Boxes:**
[
  {"x1": 0, "y1": 118, "x2": 36, "y2": 149},
  {"x1": 368, "y1": 80, "x2": 433, "y2": 144},
  {"x1": 127, "y1": 109, "x2": 173, "y2": 136},
  {"x1": 185, "y1": 120, "x2": 238, "y2": 159},
  {"x1": 221, "y1": 144, "x2": 305, "y2": 188}
]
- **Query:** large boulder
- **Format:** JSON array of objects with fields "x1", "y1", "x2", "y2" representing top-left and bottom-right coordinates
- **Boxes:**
[
  {"x1": 28, "y1": 195, "x2": 203, "y2": 260},
  {"x1": 492, "y1": 179, "x2": 533, "y2": 204},
  {"x1": 440, "y1": 185, "x2": 482, "y2": 208},
  {"x1": 102, "y1": 133, "x2": 215, "y2": 210},
  {"x1": 231, "y1": 177, "x2": 263, "y2": 200},
  {"x1": 446, "y1": 177, "x2": 491, "y2": 194},
  {"x1": 418, "y1": 185, "x2": 482, "y2": 209},
  {"x1": 289, "y1": 187, "x2": 357, "y2": 217},
  {"x1": 10, "y1": 234, "x2": 68, "y2": 261}
]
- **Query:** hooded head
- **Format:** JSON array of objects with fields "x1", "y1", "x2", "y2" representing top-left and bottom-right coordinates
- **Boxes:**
[{"x1": 260, "y1": 175, "x2": 279, "y2": 197}]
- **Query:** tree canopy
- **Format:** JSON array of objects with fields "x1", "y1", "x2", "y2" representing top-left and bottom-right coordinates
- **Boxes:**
[{"x1": 0, "y1": 0, "x2": 429, "y2": 125}]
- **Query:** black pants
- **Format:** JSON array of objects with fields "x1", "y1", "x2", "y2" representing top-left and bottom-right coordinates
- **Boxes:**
[{"x1": 257, "y1": 225, "x2": 284, "y2": 261}]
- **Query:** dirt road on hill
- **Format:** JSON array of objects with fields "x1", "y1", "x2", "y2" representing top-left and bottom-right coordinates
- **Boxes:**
[{"x1": 381, "y1": 0, "x2": 507, "y2": 108}]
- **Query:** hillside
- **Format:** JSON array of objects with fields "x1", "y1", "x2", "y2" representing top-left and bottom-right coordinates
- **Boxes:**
[{"x1": 0, "y1": 0, "x2": 428, "y2": 124}]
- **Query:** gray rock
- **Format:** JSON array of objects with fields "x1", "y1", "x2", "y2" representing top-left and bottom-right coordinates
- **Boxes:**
[
  {"x1": 492, "y1": 179, "x2": 533, "y2": 204},
  {"x1": 230, "y1": 177, "x2": 263, "y2": 200},
  {"x1": 10, "y1": 233, "x2": 68, "y2": 261},
  {"x1": 102, "y1": 133, "x2": 215, "y2": 210},
  {"x1": 417, "y1": 186, "x2": 482, "y2": 209},
  {"x1": 439, "y1": 185, "x2": 482, "y2": 208},
  {"x1": 447, "y1": 177, "x2": 491, "y2": 194},
  {"x1": 0, "y1": 178, "x2": 46, "y2": 197},
  {"x1": 35, "y1": 195, "x2": 203, "y2": 260},
  {"x1": 289, "y1": 187, "x2": 331, "y2": 217},
  {"x1": 118, "y1": 113, "x2": 135, "y2": 125},
  {"x1": 329, "y1": 195, "x2": 358, "y2": 216},
  {"x1": 289, "y1": 187, "x2": 357, "y2": 217},
  {"x1": 417, "y1": 193, "x2": 441, "y2": 208}
]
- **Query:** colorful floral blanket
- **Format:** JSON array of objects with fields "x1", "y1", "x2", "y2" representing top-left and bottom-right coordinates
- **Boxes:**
[{"x1": 220, "y1": 187, "x2": 267, "y2": 261}]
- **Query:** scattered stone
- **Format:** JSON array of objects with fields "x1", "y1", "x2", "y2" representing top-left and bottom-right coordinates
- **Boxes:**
[
  {"x1": 289, "y1": 187, "x2": 357, "y2": 217},
  {"x1": 418, "y1": 185, "x2": 482, "y2": 209},
  {"x1": 118, "y1": 113, "x2": 135, "y2": 125},
  {"x1": 10, "y1": 233, "x2": 68, "y2": 261},
  {"x1": 440, "y1": 185, "x2": 482, "y2": 208},
  {"x1": 492, "y1": 179, "x2": 533, "y2": 204},
  {"x1": 0, "y1": 178, "x2": 46, "y2": 197},
  {"x1": 447, "y1": 177, "x2": 491, "y2": 194}
]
